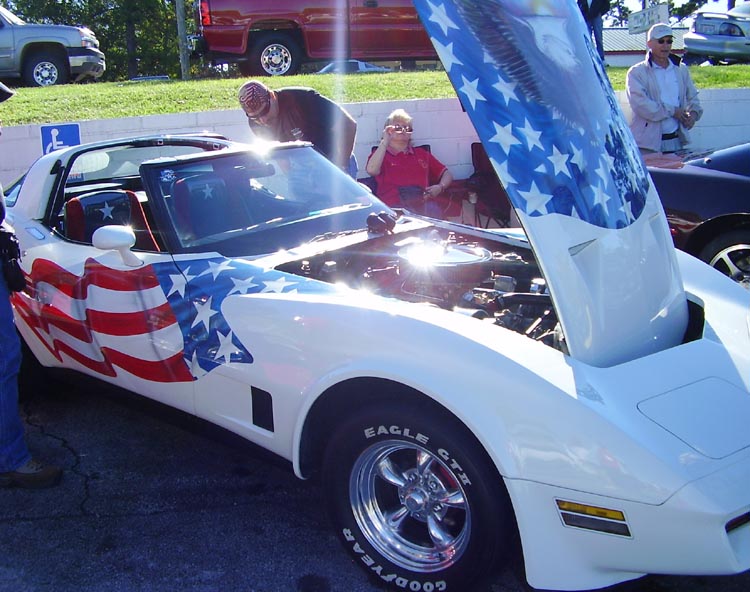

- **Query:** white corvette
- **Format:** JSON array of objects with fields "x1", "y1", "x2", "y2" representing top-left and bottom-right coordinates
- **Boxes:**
[{"x1": 6, "y1": 1, "x2": 750, "y2": 591}]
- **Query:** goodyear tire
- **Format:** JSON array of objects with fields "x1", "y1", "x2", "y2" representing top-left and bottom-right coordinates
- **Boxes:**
[
  {"x1": 322, "y1": 401, "x2": 513, "y2": 591},
  {"x1": 23, "y1": 50, "x2": 69, "y2": 87},
  {"x1": 249, "y1": 32, "x2": 301, "y2": 76}
]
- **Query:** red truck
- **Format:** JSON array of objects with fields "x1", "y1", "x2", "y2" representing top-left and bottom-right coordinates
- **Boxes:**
[{"x1": 191, "y1": 0, "x2": 436, "y2": 76}]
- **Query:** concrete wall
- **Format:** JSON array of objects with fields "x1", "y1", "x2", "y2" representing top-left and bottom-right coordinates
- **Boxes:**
[{"x1": 3, "y1": 89, "x2": 750, "y2": 188}]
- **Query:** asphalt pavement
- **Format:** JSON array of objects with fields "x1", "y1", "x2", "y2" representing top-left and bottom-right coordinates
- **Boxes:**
[{"x1": 2, "y1": 374, "x2": 749, "y2": 592}]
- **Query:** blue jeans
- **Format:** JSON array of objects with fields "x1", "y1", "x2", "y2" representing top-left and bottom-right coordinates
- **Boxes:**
[
  {"x1": 0, "y1": 274, "x2": 29, "y2": 473},
  {"x1": 588, "y1": 16, "x2": 605, "y2": 62}
]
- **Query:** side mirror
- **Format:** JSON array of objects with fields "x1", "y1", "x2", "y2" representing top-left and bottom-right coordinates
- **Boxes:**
[{"x1": 92, "y1": 225, "x2": 143, "y2": 267}]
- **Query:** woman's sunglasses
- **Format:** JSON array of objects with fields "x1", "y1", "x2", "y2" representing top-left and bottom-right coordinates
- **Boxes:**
[{"x1": 392, "y1": 124, "x2": 414, "y2": 133}]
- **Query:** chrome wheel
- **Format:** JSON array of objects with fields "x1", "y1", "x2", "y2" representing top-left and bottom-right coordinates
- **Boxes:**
[
  {"x1": 33, "y1": 61, "x2": 59, "y2": 86},
  {"x1": 349, "y1": 439, "x2": 471, "y2": 573},
  {"x1": 260, "y1": 43, "x2": 293, "y2": 76},
  {"x1": 707, "y1": 242, "x2": 750, "y2": 289}
]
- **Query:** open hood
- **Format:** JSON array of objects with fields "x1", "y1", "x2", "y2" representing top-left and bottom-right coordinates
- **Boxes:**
[{"x1": 414, "y1": 0, "x2": 688, "y2": 367}]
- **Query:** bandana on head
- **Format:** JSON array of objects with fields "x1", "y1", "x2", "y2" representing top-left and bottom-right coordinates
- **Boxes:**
[{"x1": 238, "y1": 81, "x2": 271, "y2": 118}]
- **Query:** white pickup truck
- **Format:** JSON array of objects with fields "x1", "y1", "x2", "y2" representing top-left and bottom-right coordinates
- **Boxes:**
[{"x1": 0, "y1": 5, "x2": 105, "y2": 86}]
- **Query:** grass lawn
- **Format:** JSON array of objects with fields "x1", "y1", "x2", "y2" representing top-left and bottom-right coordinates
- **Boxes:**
[{"x1": 2, "y1": 64, "x2": 750, "y2": 127}]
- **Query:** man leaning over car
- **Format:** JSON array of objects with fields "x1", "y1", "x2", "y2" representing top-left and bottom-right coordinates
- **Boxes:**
[{"x1": 626, "y1": 23, "x2": 703, "y2": 154}]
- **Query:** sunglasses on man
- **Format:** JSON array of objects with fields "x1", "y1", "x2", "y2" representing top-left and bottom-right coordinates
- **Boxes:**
[{"x1": 657, "y1": 37, "x2": 674, "y2": 45}]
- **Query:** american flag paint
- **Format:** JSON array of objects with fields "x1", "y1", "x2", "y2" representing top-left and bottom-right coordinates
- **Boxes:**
[
  {"x1": 12, "y1": 255, "x2": 337, "y2": 383},
  {"x1": 413, "y1": 0, "x2": 650, "y2": 229}
]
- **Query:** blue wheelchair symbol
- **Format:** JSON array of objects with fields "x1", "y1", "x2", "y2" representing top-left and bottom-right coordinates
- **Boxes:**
[{"x1": 41, "y1": 123, "x2": 81, "y2": 154}]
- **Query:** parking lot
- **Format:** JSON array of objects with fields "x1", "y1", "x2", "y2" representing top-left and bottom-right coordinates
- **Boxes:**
[{"x1": 2, "y1": 375, "x2": 749, "y2": 592}]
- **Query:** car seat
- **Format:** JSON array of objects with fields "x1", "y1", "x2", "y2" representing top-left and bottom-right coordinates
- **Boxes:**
[{"x1": 64, "y1": 189, "x2": 160, "y2": 251}]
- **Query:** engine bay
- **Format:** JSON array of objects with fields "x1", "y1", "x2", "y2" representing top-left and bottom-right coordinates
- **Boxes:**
[{"x1": 275, "y1": 216, "x2": 565, "y2": 351}]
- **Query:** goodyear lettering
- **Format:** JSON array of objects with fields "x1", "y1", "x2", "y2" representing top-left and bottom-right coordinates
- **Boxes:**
[
  {"x1": 342, "y1": 528, "x2": 447, "y2": 590},
  {"x1": 437, "y1": 448, "x2": 472, "y2": 486},
  {"x1": 364, "y1": 425, "x2": 429, "y2": 444}
]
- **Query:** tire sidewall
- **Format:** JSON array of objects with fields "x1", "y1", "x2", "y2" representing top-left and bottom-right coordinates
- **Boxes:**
[{"x1": 322, "y1": 403, "x2": 511, "y2": 591}]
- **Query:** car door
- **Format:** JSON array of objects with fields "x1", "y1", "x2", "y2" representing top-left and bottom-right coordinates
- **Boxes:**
[
  {"x1": 413, "y1": 0, "x2": 688, "y2": 367},
  {"x1": 0, "y1": 10, "x2": 15, "y2": 74},
  {"x1": 9, "y1": 145, "x2": 201, "y2": 414}
]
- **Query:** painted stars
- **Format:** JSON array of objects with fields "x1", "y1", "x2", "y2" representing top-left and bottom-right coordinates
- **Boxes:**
[{"x1": 98, "y1": 202, "x2": 114, "y2": 220}]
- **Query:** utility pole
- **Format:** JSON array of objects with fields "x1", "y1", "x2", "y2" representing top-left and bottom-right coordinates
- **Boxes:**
[{"x1": 176, "y1": 0, "x2": 190, "y2": 80}]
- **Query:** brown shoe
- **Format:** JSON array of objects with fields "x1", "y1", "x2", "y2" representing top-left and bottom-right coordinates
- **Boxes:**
[{"x1": 0, "y1": 459, "x2": 63, "y2": 489}]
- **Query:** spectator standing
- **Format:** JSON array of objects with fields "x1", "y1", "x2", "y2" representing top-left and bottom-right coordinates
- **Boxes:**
[
  {"x1": 238, "y1": 80, "x2": 358, "y2": 177},
  {"x1": 0, "y1": 81, "x2": 62, "y2": 489},
  {"x1": 366, "y1": 108, "x2": 452, "y2": 219},
  {"x1": 626, "y1": 23, "x2": 703, "y2": 154},
  {"x1": 578, "y1": 0, "x2": 610, "y2": 64}
]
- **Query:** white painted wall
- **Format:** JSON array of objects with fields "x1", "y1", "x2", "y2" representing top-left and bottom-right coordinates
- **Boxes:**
[{"x1": 2, "y1": 89, "x2": 750, "y2": 188}]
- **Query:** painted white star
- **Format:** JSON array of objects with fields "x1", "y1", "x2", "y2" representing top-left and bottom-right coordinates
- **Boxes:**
[
  {"x1": 98, "y1": 202, "x2": 114, "y2": 220},
  {"x1": 168, "y1": 266, "x2": 196, "y2": 298},
  {"x1": 432, "y1": 38, "x2": 463, "y2": 73},
  {"x1": 491, "y1": 157, "x2": 517, "y2": 186},
  {"x1": 519, "y1": 182, "x2": 553, "y2": 215},
  {"x1": 570, "y1": 144, "x2": 585, "y2": 170},
  {"x1": 229, "y1": 276, "x2": 260, "y2": 295},
  {"x1": 620, "y1": 198, "x2": 635, "y2": 223},
  {"x1": 519, "y1": 119, "x2": 544, "y2": 151},
  {"x1": 199, "y1": 259, "x2": 235, "y2": 280},
  {"x1": 483, "y1": 49, "x2": 497, "y2": 65},
  {"x1": 459, "y1": 76, "x2": 485, "y2": 110},
  {"x1": 489, "y1": 121, "x2": 521, "y2": 154},
  {"x1": 492, "y1": 75, "x2": 519, "y2": 106},
  {"x1": 592, "y1": 184, "x2": 610, "y2": 216},
  {"x1": 191, "y1": 296, "x2": 217, "y2": 331},
  {"x1": 214, "y1": 330, "x2": 239, "y2": 364},
  {"x1": 261, "y1": 277, "x2": 297, "y2": 293},
  {"x1": 594, "y1": 161, "x2": 610, "y2": 187},
  {"x1": 168, "y1": 273, "x2": 188, "y2": 298},
  {"x1": 427, "y1": 0, "x2": 458, "y2": 35},
  {"x1": 548, "y1": 146, "x2": 571, "y2": 178},
  {"x1": 201, "y1": 184, "x2": 214, "y2": 199}
]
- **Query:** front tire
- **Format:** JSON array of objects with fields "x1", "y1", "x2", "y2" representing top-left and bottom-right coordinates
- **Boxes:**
[
  {"x1": 322, "y1": 401, "x2": 513, "y2": 591},
  {"x1": 23, "y1": 50, "x2": 69, "y2": 87},
  {"x1": 248, "y1": 33, "x2": 301, "y2": 76},
  {"x1": 698, "y1": 229, "x2": 750, "y2": 289}
]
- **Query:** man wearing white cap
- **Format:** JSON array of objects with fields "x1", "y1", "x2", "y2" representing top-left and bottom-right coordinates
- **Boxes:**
[{"x1": 626, "y1": 23, "x2": 703, "y2": 154}]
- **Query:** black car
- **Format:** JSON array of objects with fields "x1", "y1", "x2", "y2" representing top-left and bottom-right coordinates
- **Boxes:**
[{"x1": 648, "y1": 143, "x2": 750, "y2": 287}]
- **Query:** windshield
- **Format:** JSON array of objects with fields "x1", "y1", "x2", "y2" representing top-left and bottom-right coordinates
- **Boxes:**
[
  {"x1": 0, "y1": 6, "x2": 25, "y2": 25},
  {"x1": 142, "y1": 145, "x2": 393, "y2": 256}
]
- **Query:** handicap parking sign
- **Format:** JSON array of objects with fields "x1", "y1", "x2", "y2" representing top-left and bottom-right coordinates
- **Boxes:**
[{"x1": 41, "y1": 123, "x2": 81, "y2": 154}]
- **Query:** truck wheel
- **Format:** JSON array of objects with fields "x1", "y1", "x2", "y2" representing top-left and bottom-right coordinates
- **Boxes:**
[
  {"x1": 699, "y1": 229, "x2": 750, "y2": 289},
  {"x1": 249, "y1": 33, "x2": 301, "y2": 76},
  {"x1": 322, "y1": 401, "x2": 513, "y2": 591},
  {"x1": 23, "y1": 50, "x2": 69, "y2": 87}
]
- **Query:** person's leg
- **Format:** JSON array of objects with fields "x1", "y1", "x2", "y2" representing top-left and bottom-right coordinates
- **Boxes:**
[
  {"x1": 592, "y1": 15, "x2": 605, "y2": 62},
  {"x1": 0, "y1": 278, "x2": 30, "y2": 474}
]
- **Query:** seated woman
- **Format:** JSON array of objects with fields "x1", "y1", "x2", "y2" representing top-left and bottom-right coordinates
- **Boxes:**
[{"x1": 366, "y1": 108, "x2": 453, "y2": 218}]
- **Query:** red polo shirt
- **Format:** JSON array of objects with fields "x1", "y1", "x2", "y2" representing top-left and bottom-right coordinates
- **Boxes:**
[{"x1": 368, "y1": 145, "x2": 448, "y2": 207}]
